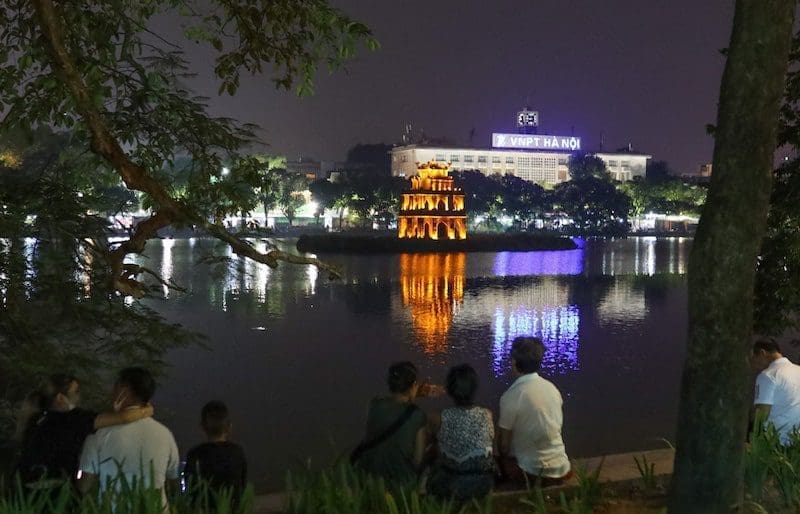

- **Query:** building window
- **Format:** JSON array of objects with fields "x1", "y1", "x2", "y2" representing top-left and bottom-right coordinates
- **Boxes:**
[
  {"x1": 435, "y1": 154, "x2": 446, "y2": 161},
  {"x1": 477, "y1": 156, "x2": 487, "y2": 164},
  {"x1": 401, "y1": 155, "x2": 408, "y2": 163},
  {"x1": 464, "y1": 155, "x2": 473, "y2": 163},
  {"x1": 492, "y1": 156, "x2": 501, "y2": 164},
  {"x1": 621, "y1": 160, "x2": 631, "y2": 169},
  {"x1": 506, "y1": 156, "x2": 515, "y2": 164},
  {"x1": 450, "y1": 155, "x2": 460, "y2": 162},
  {"x1": 558, "y1": 158, "x2": 567, "y2": 165},
  {"x1": 608, "y1": 160, "x2": 618, "y2": 167}
]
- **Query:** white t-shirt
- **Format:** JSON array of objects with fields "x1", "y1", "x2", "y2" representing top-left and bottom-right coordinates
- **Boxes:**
[
  {"x1": 498, "y1": 373, "x2": 570, "y2": 477},
  {"x1": 754, "y1": 357, "x2": 800, "y2": 443},
  {"x1": 79, "y1": 417, "x2": 180, "y2": 500}
]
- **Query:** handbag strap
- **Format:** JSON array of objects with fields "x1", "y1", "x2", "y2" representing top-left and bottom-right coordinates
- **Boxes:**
[{"x1": 350, "y1": 404, "x2": 418, "y2": 464}]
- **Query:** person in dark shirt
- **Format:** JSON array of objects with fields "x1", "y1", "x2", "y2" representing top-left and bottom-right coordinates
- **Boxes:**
[
  {"x1": 184, "y1": 401, "x2": 248, "y2": 507},
  {"x1": 15, "y1": 373, "x2": 153, "y2": 489}
]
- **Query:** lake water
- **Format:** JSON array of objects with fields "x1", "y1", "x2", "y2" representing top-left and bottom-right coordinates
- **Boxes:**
[{"x1": 139, "y1": 236, "x2": 691, "y2": 492}]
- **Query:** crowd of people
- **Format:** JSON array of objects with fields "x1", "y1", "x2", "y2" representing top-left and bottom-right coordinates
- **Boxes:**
[{"x1": 9, "y1": 337, "x2": 800, "y2": 509}]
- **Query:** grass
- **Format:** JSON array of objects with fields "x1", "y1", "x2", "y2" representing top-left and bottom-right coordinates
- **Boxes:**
[
  {"x1": 0, "y1": 474, "x2": 254, "y2": 514},
  {"x1": 285, "y1": 462, "x2": 492, "y2": 514},
  {"x1": 633, "y1": 454, "x2": 658, "y2": 491}
]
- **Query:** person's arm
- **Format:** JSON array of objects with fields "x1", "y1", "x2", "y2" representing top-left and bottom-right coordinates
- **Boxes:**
[
  {"x1": 78, "y1": 472, "x2": 99, "y2": 496},
  {"x1": 498, "y1": 428, "x2": 513, "y2": 456},
  {"x1": 78, "y1": 433, "x2": 100, "y2": 496},
  {"x1": 752, "y1": 373, "x2": 776, "y2": 434},
  {"x1": 427, "y1": 410, "x2": 441, "y2": 437},
  {"x1": 754, "y1": 404, "x2": 772, "y2": 424},
  {"x1": 93, "y1": 404, "x2": 153, "y2": 430},
  {"x1": 497, "y1": 394, "x2": 515, "y2": 456},
  {"x1": 165, "y1": 434, "x2": 181, "y2": 496},
  {"x1": 413, "y1": 426, "x2": 427, "y2": 469},
  {"x1": 13, "y1": 396, "x2": 42, "y2": 443}
]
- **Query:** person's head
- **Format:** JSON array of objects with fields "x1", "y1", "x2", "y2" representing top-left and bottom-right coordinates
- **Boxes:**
[
  {"x1": 752, "y1": 340, "x2": 782, "y2": 372},
  {"x1": 510, "y1": 337, "x2": 546, "y2": 376},
  {"x1": 446, "y1": 364, "x2": 479, "y2": 407},
  {"x1": 387, "y1": 361, "x2": 418, "y2": 397},
  {"x1": 43, "y1": 374, "x2": 80, "y2": 412},
  {"x1": 113, "y1": 367, "x2": 155, "y2": 410},
  {"x1": 200, "y1": 401, "x2": 231, "y2": 441}
]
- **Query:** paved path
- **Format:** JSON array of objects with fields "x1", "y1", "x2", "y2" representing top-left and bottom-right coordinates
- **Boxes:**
[{"x1": 252, "y1": 447, "x2": 676, "y2": 513}]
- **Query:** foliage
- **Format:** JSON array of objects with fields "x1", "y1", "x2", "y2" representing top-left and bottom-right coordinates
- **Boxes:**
[
  {"x1": 498, "y1": 175, "x2": 548, "y2": 230},
  {"x1": 0, "y1": 476, "x2": 254, "y2": 514},
  {"x1": 567, "y1": 154, "x2": 609, "y2": 181},
  {"x1": 346, "y1": 143, "x2": 394, "y2": 175},
  {"x1": 553, "y1": 177, "x2": 630, "y2": 236},
  {"x1": 744, "y1": 414, "x2": 800, "y2": 508},
  {"x1": 618, "y1": 177, "x2": 706, "y2": 218},
  {"x1": 0, "y1": 127, "x2": 199, "y2": 474},
  {"x1": 0, "y1": 0, "x2": 373, "y2": 295},
  {"x1": 285, "y1": 463, "x2": 490, "y2": 514},
  {"x1": 310, "y1": 172, "x2": 406, "y2": 229},
  {"x1": 645, "y1": 160, "x2": 674, "y2": 184},
  {"x1": 274, "y1": 169, "x2": 309, "y2": 226},
  {"x1": 452, "y1": 170, "x2": 504, "y2": 227},
  {"x1": 754, "y1": 34, "x2": 800, "y2": 337},
  {"x1": 633, "y1": 454, "x2": 659, "y2": 491}
]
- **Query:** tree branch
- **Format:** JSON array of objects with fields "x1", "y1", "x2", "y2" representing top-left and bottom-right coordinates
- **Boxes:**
[{"x1": 31, "y1": 0, "x2": 341, "y2": 295}]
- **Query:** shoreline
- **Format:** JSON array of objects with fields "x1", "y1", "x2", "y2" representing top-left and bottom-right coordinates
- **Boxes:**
[{"x1": 295, "y1": 233, "x2": 579, "y2": 254}]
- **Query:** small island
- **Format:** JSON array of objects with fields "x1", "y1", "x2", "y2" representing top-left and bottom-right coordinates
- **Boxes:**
[
  {"x1": 298, "y1": 162, "x2": 578, "y2": 254},
  {"x1": 296, "y1": 232, "x2": 578, "y2": 254}
]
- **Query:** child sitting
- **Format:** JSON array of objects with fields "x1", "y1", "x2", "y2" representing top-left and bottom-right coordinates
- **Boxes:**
[{"x1": 184, "y1": 401, "x2": 248, "y2": 507}]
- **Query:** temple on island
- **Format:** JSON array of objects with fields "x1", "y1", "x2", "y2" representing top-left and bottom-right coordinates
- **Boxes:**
[{"x1": 397, "y1": 161, "x2": 467, "y2": 240}]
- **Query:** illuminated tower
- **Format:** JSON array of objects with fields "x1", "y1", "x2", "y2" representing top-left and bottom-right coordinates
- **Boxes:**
[{"x1": 397, "y1": 161, "x2": 467, "y2": 240}]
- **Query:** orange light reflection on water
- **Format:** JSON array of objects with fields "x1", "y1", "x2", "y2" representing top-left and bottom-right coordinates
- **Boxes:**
[{"x1": 399, "y1": 253, "x2": 466, "y2": 354}]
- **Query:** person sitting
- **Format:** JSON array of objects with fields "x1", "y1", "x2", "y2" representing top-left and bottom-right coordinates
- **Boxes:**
[
  {"x1": 428, "y1": 364, "x2": 495, "y2": 501},
  {"x1": 751, "y1": 340, "x2": 800, "y2": 443},
  {"x1": 15, "y1": 373, "x2": 153, "y2": 490},
  {"x1": 78, "y1": 368, "x2": 179, "y2": 512},
  {"x1": 352, "y1": 361, "x2": 430, "y2": 486},
  {"x1": 497, "y1": 337, "x2": 572, "y2": 488},
  {"x1": 184, "y1": 401, "x2": 248, "y2": 508}
]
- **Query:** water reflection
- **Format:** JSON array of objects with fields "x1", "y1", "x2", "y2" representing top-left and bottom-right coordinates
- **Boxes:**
[
  {"x1": 493, "y1": 249, "x2": 583, "y2": 277},
  {"x1": 399, "y1": 253, "x2": 465, "y2": 354}
]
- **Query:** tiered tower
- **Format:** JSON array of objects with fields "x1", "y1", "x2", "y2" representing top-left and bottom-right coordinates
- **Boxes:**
[{"x1": 397, "y1": 161, "x2": 467, "y2": 240}]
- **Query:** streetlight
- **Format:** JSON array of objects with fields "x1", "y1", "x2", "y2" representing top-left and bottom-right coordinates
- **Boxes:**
[{"x1": 221, "y1": 166, "x2": 230, "y2": 176}]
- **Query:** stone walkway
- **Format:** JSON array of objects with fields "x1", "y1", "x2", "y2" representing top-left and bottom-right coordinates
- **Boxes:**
[{"x1": 251, "y1": 447, "x2": 676, "y2": 513}]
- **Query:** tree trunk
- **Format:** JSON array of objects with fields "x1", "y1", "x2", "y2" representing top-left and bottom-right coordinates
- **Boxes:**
[{"x1": 668, "y1": 2, "x2": 795, "y2": 512}]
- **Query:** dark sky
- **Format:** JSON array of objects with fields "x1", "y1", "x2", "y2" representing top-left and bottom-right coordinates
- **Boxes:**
[{"x1": 181, "y1": 1, "x2": 735, "y2": 174}]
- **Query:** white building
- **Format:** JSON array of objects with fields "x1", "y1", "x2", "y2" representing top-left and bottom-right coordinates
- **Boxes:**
[
  {"x1": 391, "y1": 109, "x2": 650, "y2": 185},
  {"x1": 392, "y1": 145, "x2": 650, "y2": 185}
]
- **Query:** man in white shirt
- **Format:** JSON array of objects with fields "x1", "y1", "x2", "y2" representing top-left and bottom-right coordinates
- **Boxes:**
[
  {"x1": 78, "y1": 368, "x2": 180, "y2": 508},
  {"x1": 752, "y1": 340, "x2": 800, "y2": 444},
  {"x1": 498, "y1": 336, "x2": 571, "y2": 487}
]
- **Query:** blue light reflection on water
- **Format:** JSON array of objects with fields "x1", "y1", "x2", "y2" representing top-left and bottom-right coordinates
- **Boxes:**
[
  {"x1": 492, "y1": 249, "x2": 584, "y2": 277},
  {"x1": 492, "y1": 304, "x2": 580, "y2": 376},
  {"x1": 490, "y1": 248, "x2": 583, "y2": 376}
]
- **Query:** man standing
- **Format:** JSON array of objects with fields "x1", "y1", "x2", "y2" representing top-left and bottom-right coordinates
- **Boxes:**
[
  {"x1": 498, "y1": 336, "x2": 571, "y2": 487},
  {"x1": 78, "y1": 368, "x2": 179, "y2": 507},
  {"x1": 752, "y1": 340, "x2": 800, "y2": 443}
]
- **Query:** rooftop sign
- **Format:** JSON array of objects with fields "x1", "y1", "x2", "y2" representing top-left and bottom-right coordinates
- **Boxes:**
[{"x1": 492, "y1": 133, "x2": 581, "y2": 151}]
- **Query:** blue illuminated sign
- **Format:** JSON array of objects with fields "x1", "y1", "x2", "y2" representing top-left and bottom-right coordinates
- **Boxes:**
[{"x1": 492, "y1": 133, "x2": 581, "y2": 151}]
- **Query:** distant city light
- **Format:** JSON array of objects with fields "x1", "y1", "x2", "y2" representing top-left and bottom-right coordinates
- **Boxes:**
[{"x1": 221, "y1": 166, "x2": 230, "y2": 176}]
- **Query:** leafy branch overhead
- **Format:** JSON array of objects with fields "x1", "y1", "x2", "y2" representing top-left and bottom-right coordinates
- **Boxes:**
[{"x1": 0, "y1": 0, "x2": 378, "y2": 297}]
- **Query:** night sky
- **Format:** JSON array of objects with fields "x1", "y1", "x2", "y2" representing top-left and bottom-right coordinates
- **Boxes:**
[{"x1": 177, "y1": 1, "x2": 735, "y2": 174}]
